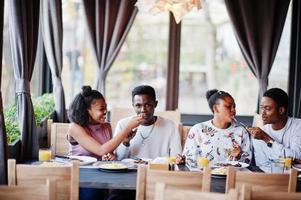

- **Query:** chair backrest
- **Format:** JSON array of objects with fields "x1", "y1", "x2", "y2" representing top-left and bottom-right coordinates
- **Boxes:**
[
  {"x1": 0, "y1": 178, "x2": 55, "y2": 200},
  {"x1": 136, "y1": 165, "x2": 211, "y2": 200},
  {"x1": 110, "y1": 107, "x2": 181, "y2": 131},
  {"x1": 178, "y1": 125, "x2": 192, "y2": 147},
  {"x1": 154, "y1": 182, "x2": 238, "y2": 200},
  {"x1": 252, "y1": 113, "x2": 263, "y2": 127},
  {"x1": 47, "y1": 119, "x2": 53, "y2": 147},
  {"x1": 51, "y1": 123, "x2": 70, "y2": 155},
  {"x1": 241, "y1": 184, "x2": 301, "y2": 200},
  {"x1": 8, "y1": 159, "x2": 79, "y2": 200},
  {"x1": 226, "y1": 167, "x2": 298, "y2": 193}
]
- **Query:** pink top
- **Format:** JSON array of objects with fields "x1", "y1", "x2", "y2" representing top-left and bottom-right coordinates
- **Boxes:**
[{"x1": 69, "y1": 122, "x2": 112, "y2": 159}]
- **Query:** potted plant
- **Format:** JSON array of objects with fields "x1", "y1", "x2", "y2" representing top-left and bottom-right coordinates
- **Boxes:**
[{"x1": 5, "y1": 93, "x2": 55, "y2": 159}]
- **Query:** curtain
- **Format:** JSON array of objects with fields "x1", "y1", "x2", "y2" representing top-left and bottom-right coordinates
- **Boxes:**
[
  {"x1": 225, "y1": 0, "x2": 290, "y2": 111},
  {"x1": 82, "y1": 0, "x2": 138, "y2": 93},
  {"x1": 8, "y1": 0, "x2": 40, "y2": 160},
  {"x1": 0, "y1": 0, "x2": 7, "y2": 184},
  {"x1": 41, "y1": 0, "x2": 66, "y2": 122},
  {"x1": 166, "y1": 13, "x2": 181, "y2": 110},
  {"x1": 288, "y1": 0, "x2": 301, "y2": 118}
]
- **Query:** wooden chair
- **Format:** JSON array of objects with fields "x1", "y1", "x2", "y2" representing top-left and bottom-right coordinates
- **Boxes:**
[
  {"x1": 252, "y1": 113, "x2": 263, "y2": 127},
  {"x1": 148, "y1": 163, "x2": 170, "y2": 171},
  {"x1": 8, "y1": 159, "x2": 79, "y2": 200},
  {"x1": 50, "y1": 122, "x2": 70, "y2": 155},
  {"x1": 154, "y1": 182, "x2": 238, "y2": 200},
  {"x1": 241, "y1": 184, "x2": 301, "y2": 200},
  {"x1": 47, "y1": 119, "x2": 53, "y2": 147},
  {"x1": 110, "y1": 107, "x2": 181, "y2": 132},
  {"x1": 136, "y1": 165, "x2": 211, "y2": 200},
  {"x1": 178, "y1": 124, "x2": 192, "y2": 147},
  {"x1": 0, "y1": 178, "x2": 55, "y2": 200},
  {"x1": 225, "y1": 167, "x2": 298, "y2": 193}
]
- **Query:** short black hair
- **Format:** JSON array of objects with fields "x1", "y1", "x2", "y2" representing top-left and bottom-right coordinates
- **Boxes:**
[
  {"x1": 206, "y1": 89, "x2": 233, "y2": 113},
  {"x1": 68, "y1": 86, "x2": 104, "y2": 126},
  {"x1": 263, "y1": 88, "x2": 288, "y2": 112},
  {"x1": 132, "y1": 85, "x2": 156, "y2": 101}
]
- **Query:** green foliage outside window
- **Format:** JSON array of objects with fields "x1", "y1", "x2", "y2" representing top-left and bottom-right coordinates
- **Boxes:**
[{"x1": 4, "y1": 93, "x2": 55, "y2": 144}]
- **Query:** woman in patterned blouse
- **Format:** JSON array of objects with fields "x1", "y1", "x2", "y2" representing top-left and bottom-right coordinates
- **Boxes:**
[{"x1": 177, "y1": 89, "x2": 251, "y2": 167}]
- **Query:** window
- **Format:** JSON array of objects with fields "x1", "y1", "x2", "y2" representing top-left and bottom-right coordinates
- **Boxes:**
[
  {"x1": 268, "y1": 2, "x2": 291, "y2": 92},
  {"x1": 62, "y1": 0, "x2": 97, "y2": 106},
  {"x1": 2, "y1": 3, "x2": 16, "y2": 108},
  {"x1": 106, "y1": 12, "x2": 169, "y2": 111},
  {"x1": 179, "y1": 0, "x2": 291, "y2": 115}
]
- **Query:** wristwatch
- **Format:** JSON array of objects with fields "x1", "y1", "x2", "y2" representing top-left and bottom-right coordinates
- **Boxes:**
[
  {"x1": 123, "y1": 141, "x2": 130, "y2": 147},
  {"x1": 267, "y1": 140, "x2": 274, "y2": 148}
]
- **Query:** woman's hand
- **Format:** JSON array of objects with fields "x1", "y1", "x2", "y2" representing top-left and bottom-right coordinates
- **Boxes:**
[
  {"x1": 175, "y1": 154, "x2": 186, "y2": 165},
  {"x1": 127, "y1": 115, "x2": 145, "y2": 130},
  {"x1": 231, "y1": 143, "x2": 242, "y2": 160},
  {"x1": 102, "y1": 153, "x2": 116, "y2": 161}
]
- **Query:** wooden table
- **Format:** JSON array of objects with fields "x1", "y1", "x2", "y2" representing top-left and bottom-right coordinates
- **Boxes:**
[{"x1": 79, "y1": 166, "x2": 301, "y2": 192}]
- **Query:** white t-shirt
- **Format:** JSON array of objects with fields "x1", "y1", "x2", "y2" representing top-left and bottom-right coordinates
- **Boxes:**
[
  {"x1": 113, "y1": 116, "x2": 182, "y2": 160},
  {"x1": 183, "y1": 120, "x2": 251, "y2": 167},
  {"x1": 253, "y1": 117, "x2": 301, "y2": 167}
]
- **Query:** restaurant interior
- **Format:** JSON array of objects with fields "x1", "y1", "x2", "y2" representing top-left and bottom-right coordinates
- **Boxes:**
[{"x1": 0, "y1": 0, "x2": 301, "y2": 199}]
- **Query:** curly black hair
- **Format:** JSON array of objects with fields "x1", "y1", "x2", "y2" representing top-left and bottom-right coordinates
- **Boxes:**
[
  {"x1": 68, "y1": 86, "x2": 104, "y2": 126},
  {"x1": 206, "y1": 89, "x2": 233, "y2": 113},
  {"x1": 132, "y1": 85, "x2": 156, "y2": 102}
]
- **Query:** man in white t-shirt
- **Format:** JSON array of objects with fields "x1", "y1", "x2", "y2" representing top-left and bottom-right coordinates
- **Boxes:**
[
  {"x1": 248, "y1": 88, "x2": 301, "y2": 167},
  {"x1": 114, "y1": 85, "x2": 182, "y2": 160}
]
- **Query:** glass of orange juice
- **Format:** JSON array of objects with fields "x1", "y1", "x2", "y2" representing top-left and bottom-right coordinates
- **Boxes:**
[
  {"x1": 283, "y1": 157, "x2": 292, "y2": 168},
  {"x1": 168, "y1": 156, "x2": 176, "y2": 164},
  {"x1": 198, "y1": 157, "x2": 209, "y2": 169},
  {"x1": 39, "y1": 149, "x2": 52, "y2": 162}
]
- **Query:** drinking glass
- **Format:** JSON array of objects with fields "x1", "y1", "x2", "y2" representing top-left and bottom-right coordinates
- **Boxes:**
[
  {"x1": 270, "y1": 160, "x2": 284, "y2": 173},
  {"x1": 168, "y1": 156, "x2": 176, "y2": 164},
  {"x1": 39, "y1": 149, "x2": 52, "y2": 162},
  {"x1": 197, "y1": 157, "x2": 209, "y2": 169},
  {"x1": 283, "y1": 157, "x2": 292, "y2": 168}
]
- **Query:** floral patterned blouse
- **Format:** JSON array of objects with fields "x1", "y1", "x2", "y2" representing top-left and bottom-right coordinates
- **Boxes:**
[{"x1": 183, "y1": 120, "x2": 251, "y2": 167}]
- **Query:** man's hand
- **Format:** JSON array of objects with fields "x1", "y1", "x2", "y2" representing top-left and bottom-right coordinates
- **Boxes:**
[
  {"x1": 247, "y1": 127, "x2": 272, "y2": 143},
  {"x1": 122, "y1": 128, "x2": 137, "y2": 146}
]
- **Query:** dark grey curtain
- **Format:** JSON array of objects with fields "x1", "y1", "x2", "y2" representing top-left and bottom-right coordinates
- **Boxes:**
[
  {"x1": 41, "y1": 0, "x2": 66, "y2": 122},
  {"x1": 166, "y1": 13, "x2": 181, "y2": 110},
  {"x1": 82, "y1": 0, "x2": 138, "y2": 93},
  {"x1": 8, "y1": 0, "x2": 40, "y2": 160},
  {"x1": 288, "y1": 0, "x2": 301, "y2": 118},
  {"x1": 0, "y1": 0, "x2": 7, "y2": 184},
  {"x1": 225, "y1": 0, "x2": 290, "y2": 111}
]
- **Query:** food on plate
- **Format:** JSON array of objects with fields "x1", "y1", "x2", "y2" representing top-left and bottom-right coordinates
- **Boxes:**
[
  {"x1": 214, "y1": 162, "x2": 242, "y2": 167},
  {"x1": 99, "y1": 163, "x2": 127, "y2": 169},
  {"x1": 211, "y1": 167, "x2": 227, "y2": 175}
]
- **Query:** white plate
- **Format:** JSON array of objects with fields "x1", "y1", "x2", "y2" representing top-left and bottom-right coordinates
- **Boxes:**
[
  {"x1": 122, "y1": 158, "x2": 152, "y2": 165},
  {"x1": 211, "y1": 161, "x2": 249, "y2": 169},
  {"x1": 293, "y1": 164, "x2": 301, "y2": 171},
  {"x1": 69, "y1": 155, "x2": 97, "y2": 165},
  {"x1": 98, "y1": 162, "x2": 129, "y2": 172}
]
